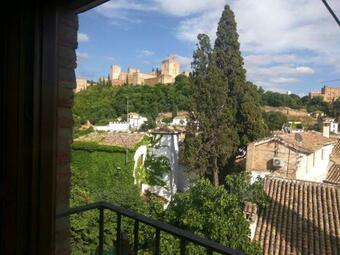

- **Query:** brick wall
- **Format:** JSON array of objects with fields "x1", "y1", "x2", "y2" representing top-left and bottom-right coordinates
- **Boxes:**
[
  {"x1": 246, "y1": 140, "x2": 299, "y2": 179},
  {"x1": 55, "y1": 9, "x2": 78, "y2": 255}
]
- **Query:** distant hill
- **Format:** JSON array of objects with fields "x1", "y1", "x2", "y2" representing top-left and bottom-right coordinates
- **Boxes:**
[{"x1": 262, "y1": 106, "x2": 315, "y2": 123}]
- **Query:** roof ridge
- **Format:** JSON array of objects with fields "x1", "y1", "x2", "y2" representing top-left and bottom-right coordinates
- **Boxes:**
[{"x1": 265, "y1": 176, "x2": 340, "y2": 189}]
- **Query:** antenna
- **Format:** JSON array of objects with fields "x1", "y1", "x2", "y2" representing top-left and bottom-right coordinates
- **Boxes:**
[
  {"x1": 126, "y1": 96, "x2": 129, "y2": 117},
  {"x1": 295, "y1": 133, "x2": 303, "y2": 142},
  {"x1": 321, "y1": 0, "x2": 340, "y2": 26}
]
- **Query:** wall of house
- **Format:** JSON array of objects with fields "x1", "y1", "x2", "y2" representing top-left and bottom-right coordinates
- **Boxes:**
[
  {"x1": 246, "y1": 140, "x2": 300, "y2": 179},
  {"x1": 94, "y1": 122, "x2": 130, "y2": 132},
  {"x1": 55, "y1": 9, "x2": 78, "y2": 255},
  {"x1": 296, "y1": 144, "x2": 333, "y2": 182},
  {"x1": 148, "y1": 133, "x2": 184, "y2": 202},
  {"x1": 330, "y1": 122, "x2": 338, "y2": 134}
]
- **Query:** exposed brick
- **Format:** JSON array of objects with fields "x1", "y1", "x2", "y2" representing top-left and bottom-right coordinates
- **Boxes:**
[
  {"x1": 58, "y1": 107, "x2": 74, "y2": 128},
  {"x1": 59, "y1": 67, "x2": 76, "y2": 86},
  {"x1": 58, "y1": 87, "x2": 74, "y2": 107},
  {"x1": 58, "y1": 128, "x2": 73, "y2": 145},
  {"x1": 59, "y1": 11, "x2": 78, "y2": 30},
  {"x1": 59, "y1": 79, "x2": 77, "y2": 90},
  {"x1": 59, "y1": 45, "x2": 77, "y2": 69},
  {"x1": 57, "y1": 148, "x2": 71, "y2": 166},
  {"x1": 55, "y1": 10, "x2": 78, "y2": 255},
  {"x1": 58, "y1": 27, "x2": 78, "y2": 48}
]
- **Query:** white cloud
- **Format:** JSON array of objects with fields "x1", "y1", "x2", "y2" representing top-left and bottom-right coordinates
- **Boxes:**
[
  {"x1": 244, "y1": 54, "x2": 298, "y2": 67},
  {"x1": 173, "y1": 0, "x2": 340, "y2": 89},
  {"x1": 154, "y1": 0, "x2": 226, "y2": 17},
  {"x1": 76, "y1": 52, "x2": 89, "y2": 62},
  {"x1": 91, "y1": 0, "x2": 340, "y2": 90},
  {"x1": 270, "y1": 77, "x2": 299, "y2": 84},
  {"x1": 175, "y1": 55, "x2": 192, "y2": 71},
  {"x1": 295, "y1": 66, "x2": 315, "y2": 74},
  {"x1": 139, "y1": 49, "x2": 155, "y2": 57},
  {"x1": 104, "y1": 56, "x2": 116, "y2": 61},
  {"x1": 95, "y1": 0, "x2": 155, "y2": 24},
  {"x1": 78, "y1": 32, "x2": 90, "y2": 42}
]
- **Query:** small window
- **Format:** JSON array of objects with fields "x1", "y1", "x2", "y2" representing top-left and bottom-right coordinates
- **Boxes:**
[{"x1": 321, "y1": 149, "x2": 324, "y2": 160}]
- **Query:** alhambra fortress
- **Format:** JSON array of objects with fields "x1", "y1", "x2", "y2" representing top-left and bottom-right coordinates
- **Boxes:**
[
  {"x1": 75, "y1": 55, "x2": 185, "y2": 92},
  {"x1": 111, "y1": 55, "x2": 181, "y2": 86},
  {"x1": 309, "y1": 85, "x2": 340, "y2": 102}
]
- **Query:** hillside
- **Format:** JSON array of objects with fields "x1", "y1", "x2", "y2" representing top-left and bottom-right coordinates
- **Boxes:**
[{"x1": 262, "y1": 105, "x2": 316, "y2": 123}]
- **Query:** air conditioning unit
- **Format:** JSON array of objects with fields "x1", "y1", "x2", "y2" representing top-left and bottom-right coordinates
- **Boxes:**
[{"x1": 273, "y1": 157, "x2": 285, "y2": 168}]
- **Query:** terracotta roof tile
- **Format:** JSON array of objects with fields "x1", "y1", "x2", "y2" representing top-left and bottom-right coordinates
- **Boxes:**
[
  {"x1": 325, "y1": 163, "x2": 340, "y2": 185},
  {"x1": 254, "y1": 177, "x2": 340, "y2": 255},
  {"x1": 276, "y1": 132, "x2": 335, "y2": 154},
  {"x1": 331, "y1": 139, "x2": 340, "y2": 160}
]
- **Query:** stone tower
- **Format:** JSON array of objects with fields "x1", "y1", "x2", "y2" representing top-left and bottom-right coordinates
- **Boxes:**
[
  {"x1": 161, "y1": 55, "x2": 180, "y2": 77},
  {"x1": 111, "y1": 64, "x2": 121, "y2": 80}
]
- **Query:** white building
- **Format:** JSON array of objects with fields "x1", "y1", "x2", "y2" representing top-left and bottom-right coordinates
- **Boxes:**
[
  {"x1": 171, "y1": 116, "x2": 187, "y2": 126},
  {"x1": 246, "y1": 131, "x2": 336, "y2": 183},
  {"x1": 133, "y1": 127, "x2": 187, "y2": 205},
  {"x1": 93, "y1": 122, "x2": 129, "y2": 132},
  {"x1": 323, "y1": 118, "x2": 338, "y2": 134},
  {"x1": 93, "y1": 113, "x2": 147, "y2": 132},
  {"x1": 128, "y1": 112, "x2": 147, "y2": 130}
]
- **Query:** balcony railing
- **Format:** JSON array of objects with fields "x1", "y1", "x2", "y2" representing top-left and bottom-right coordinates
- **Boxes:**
[{"x1": 57, "y1": 201, "x2": 244, "y2": 255}]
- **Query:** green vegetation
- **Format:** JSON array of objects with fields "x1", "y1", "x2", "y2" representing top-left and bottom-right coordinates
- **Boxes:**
[
  {"x1": 259, "y1": 90, "x2": 340, "y2": 120},
  {"x1": 70, "y1": 140, "x2": 266, "y2": 254},
  {"x1": 71, "y1": 141, "x2": 168, "y2": 254},
  {"x1": 70, "y1": 141, "x2": 139, "y2": 253},
  {"x1": 164, "y1": 173, "x2": 265, "y2": 255},
  {"x1": 259, "y1": 90, "x2": 303, "y2": 109},
  {"x1": 135, "y1": 154, "x2": 171, "y2": 188},
  {"x1": 184, "y1": 5, "x2": 268, "y2": 186},
  {"x1": 73, "y1": 74, "x2": 192, "y2": 125},
  {"x1": 263, "y1": 111, "x2": 288, "y2": 131},
  {"x1": 73, "y1": 127, "x2": 94, "y2": 139}
]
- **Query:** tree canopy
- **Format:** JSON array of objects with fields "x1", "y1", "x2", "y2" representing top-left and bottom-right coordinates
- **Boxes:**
[
  {"x1": 73, "y1": 75, "x2": 192, "y2": 125},
  {"x1": 164, "y1": 175, "x2": 265, "y2": 255},
  {"x1": 184, "y1": 5, "x2": 268, "y2": 185},
  {"x1": 263, "y1": 111, "x2": 288, "y2": 131}
]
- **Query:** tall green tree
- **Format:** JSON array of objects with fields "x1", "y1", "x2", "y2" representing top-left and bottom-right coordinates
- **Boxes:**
[
  {"x1": 185, "y1": 34, "x2": 234, "y2": 186},
  {"x1": 214, "y1": 5, "x2": 267, "y2": 149},
  {"x1": 164, "y1": 177, "x2": 263, "y2": 255}
]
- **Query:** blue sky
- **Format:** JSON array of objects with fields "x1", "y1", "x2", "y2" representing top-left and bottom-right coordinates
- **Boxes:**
[{"x1": 76, "y1": 0, "x2": 340, "y2": 96}]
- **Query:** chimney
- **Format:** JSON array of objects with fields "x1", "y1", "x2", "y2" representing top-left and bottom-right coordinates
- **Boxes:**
[{"x1": 323, "y1": 122, "x2": 330, "y2": 138}]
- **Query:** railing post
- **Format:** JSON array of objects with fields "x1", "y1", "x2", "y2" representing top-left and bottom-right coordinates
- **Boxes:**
[
  {"x1": 116, "y1": 213, "x2": 122, "y2": 255},
  {"x1": 133, "y1": 220, "x2": 139, "y2": 255},
  {"x1": 99, "y1": 207, "x2": 104, "y2": 255},
  {"x1": 154, "y1": 228, "x2": 160, "y2": 255},
  {"x1": 180, "y1": 238, "x2": 187, "y2": 255}
]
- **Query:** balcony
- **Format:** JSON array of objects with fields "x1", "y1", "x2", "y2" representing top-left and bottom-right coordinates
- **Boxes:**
[{"x1": 57, "y1": 201, "x2": 244, "y2": 255}]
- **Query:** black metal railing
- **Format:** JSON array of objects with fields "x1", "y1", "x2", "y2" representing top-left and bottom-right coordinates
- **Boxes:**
[{"x1": 57, "y1": 201, "x2": 244, "y2": 255}]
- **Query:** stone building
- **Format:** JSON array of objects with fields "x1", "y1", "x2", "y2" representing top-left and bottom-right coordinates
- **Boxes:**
[
  {"x1": 309, "y1": 85, "x2": 340, "y2": 102},
  {"x1": 75, "y1": 78, "x2": 88, "y2": 93},
  {"x1": 110, "y1": 55, "x2": 180, "y2": 86},
  {"x1": 246, "y1": 131, "x2": 335, "y2": 182}
]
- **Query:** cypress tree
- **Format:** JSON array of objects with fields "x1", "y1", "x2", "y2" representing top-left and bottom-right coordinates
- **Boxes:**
[
  {"x1": 214, "y1": 5, "x2": 268, "y2": 149},
  {"x1": 185, "y1": 34, "x2": 235, "y2": 186}
]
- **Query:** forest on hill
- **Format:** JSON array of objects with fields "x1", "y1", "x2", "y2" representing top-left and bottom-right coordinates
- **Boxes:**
[
  {"x1": 73, "y1": 74, "x2": 191, "y2": 127},
  {"x1": 74, "y1": 74, "x2": 340, "y2": 134}
]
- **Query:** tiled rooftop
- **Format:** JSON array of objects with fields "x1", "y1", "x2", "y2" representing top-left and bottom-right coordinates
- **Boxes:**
[
  {"x1": 254, "y1": 177, "x2": 340, "y2": 255},
  {"x1": 325, "y1": 163, "x2": 340, "y2": 185},
  {"x1": 276, "y1": 132, "x2": 335, "y2": 154},
  {"x1": 325, "y1": 139, "x2": 340, "y2": 185}
]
